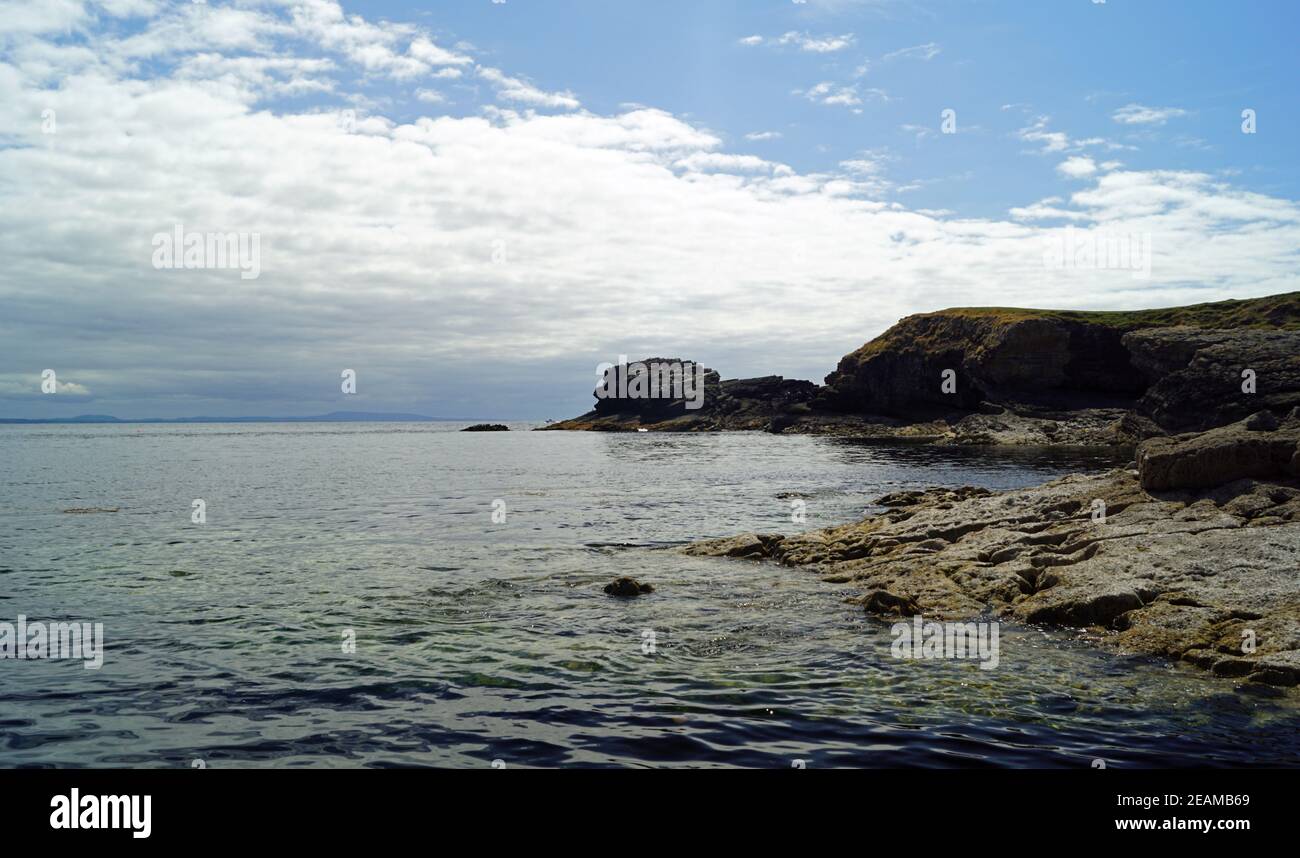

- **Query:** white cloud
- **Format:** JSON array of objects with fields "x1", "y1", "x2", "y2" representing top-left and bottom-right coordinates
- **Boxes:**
[
  {"x1": 1018, "y1": 116, "x2": 1131, "y2": 156},
  {"x1": 478, "y1": 65, "x2": 579, "y2": 109},
  {"x1": 900, "y1": 123, "x2": 933, "y2": 141},
  {"x1": 0, "y1": 0, "x2": 1297, "y2": 417},
  {"x1": 744, "y1": 130, "x2": 782, "y2": 141},
  {"x1": 1057, "y1": 156, "x2": 1098, "y2": 178},
  {"x1": 175, "y1": 54, "x2": 336, "y2": 100},
  {"x1": 0, "y1": 0, "x2": 89, "y2": 35},
  {"x1": 408, "y1": 37, "x2": 471, "y2": 67},
  {"x1": 797, "y1": 81, "x2": 887, "y2": 110},
  {"x1": 836, "y1": 153, "x2": 899, "y2": 195},
  {"x1": 94, "y1": 0, "x2": 160, "y2": 17},
  {"x1": 1112, "y1": 103, "x2": 1189, "y2": 125},
  {"x1": 840, "y1": 157, "x2": 887, "y2": 176},
  {"x1": 110, "y1": 3, "x2": 294, "y2": 61},
  {"x1": 741, "y1": 31, "x2": 855, "y2": 52},
  {"x1": 881, "y1": 42, "x2": 941, "y2": 62},
  {"x1": 1009, "y1": 198, "x2": 1092, "y2": 221},
  {"x1": 780, "y1": 31, "x2": 855, "y2": 52},
  {"x1": 1017, "y1": 116, "x2": 1070, "y2": 153},
  {"x1": 674, "y1": 152, "x2": 791, "y2": 174},
  {"x1": 287, "y1": 0, "x2": 454, "y2": 80},
  {"x1": 0, "y1": 375, "x2": 91, "y2": 397}
]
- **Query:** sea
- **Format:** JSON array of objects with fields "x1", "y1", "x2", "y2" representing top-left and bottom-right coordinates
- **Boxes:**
[{"x1": 2, "y1": 422, "x2": 1298, "y2": 768}]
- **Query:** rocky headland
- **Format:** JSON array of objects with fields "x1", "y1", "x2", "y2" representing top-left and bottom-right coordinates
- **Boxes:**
[
  {"x1": 685, "y1": 412, "x2": 1300, "y2": 685},
  {"x1": 546, "y1": 292, "x2": 1300, "y2": 447},
  {"x1": 550, "y1": 292, "x2": 1300, "y2": 685},
  {"x1": 546, "y1": 291, "x2": 1300, "y2": 686}
]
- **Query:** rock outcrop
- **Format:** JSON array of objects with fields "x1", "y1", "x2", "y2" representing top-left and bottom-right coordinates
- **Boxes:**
[
  {"x1": 604, "y1": 577, "x2": 654, "y2": 597},
  {"x1": 685, "y1": 414, "x2": 1300, "y2": 685},
  {"x1": 1137, "y1": 410, "x2": 1300, "y2": 491},
  {"x1": 549, "y1": 358, "x2": 818, "y2": 432},
  {"x1": 1126, "y1": 327, "x2": 1300, "y2": 431},
  {"x1": 820, "y1": 299, "x2": 1300, "y2": 430},
  {"x1": 549, "y1": 292, "x2": 1300, "y2": 443},
  {"x1": 819, "y1": 311, "x2": 1143, "y2": 416}
]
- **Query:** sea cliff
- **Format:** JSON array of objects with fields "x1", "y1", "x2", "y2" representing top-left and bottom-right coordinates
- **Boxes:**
[{"x1": 547, "y1": 292, "x2": 1300, "y2": 446}]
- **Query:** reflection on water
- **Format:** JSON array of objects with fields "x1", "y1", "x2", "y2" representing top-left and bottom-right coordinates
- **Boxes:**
[{"x1": 0, "y1": 423, "x2": 1295, "y2": 768}]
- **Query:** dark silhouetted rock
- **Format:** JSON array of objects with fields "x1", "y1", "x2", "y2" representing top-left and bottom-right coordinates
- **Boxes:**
[
  {"x1": 859, "y1": 590, "x2": 921, "y2": 617},
  {"x1": 548, "y1": 293, "x2": 1300, "y2": 444},
  {"x1": 550, "y1": 358, "x2": 817, "y2": 432},
  {"x1": 1125, "y1": 326, "x2": 1300, "y2": 431},
  {"x1": 462, "y1": 424, "x2": 510, "y2": 432},
  {"x1": 819, "y1": 311, "x2": 1144, "y2": 417},
  {"x1": 604, "y1": 577, "x2": 654, "y2": 597}
]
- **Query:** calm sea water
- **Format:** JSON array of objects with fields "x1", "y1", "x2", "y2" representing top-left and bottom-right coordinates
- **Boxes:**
[{"x1": 2, "y1": 422, "x2": 1298, "y2": 769}]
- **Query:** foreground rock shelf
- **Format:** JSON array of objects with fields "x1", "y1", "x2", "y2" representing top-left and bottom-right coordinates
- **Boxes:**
[{"x1": 684, "y1": 414, "x2": 1300, "y2": 686}]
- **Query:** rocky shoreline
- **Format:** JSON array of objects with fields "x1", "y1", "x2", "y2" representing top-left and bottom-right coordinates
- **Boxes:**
[
  {"x1": 685, "y1": 413, "x2": 1300, "y2": 686},
  {"x1": 550, "y1": 293, "x2": 1300, "y2": 685},
  {"x1": 546, "y1": 292, "x2": 1300, "y2": 446}
]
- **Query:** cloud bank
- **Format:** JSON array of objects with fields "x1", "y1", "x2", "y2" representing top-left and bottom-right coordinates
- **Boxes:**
[{"x1": 0, "y1": 0, "x2": 1297, "y2": 418}]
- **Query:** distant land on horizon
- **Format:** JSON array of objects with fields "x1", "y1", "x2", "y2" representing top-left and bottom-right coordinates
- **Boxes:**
[{"x1": 0, "y1": 412, "x2": 509, "y2": 425}]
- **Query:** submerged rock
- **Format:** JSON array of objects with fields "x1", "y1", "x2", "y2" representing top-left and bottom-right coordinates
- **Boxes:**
[
  {"x1": 858, "y1": 590, "x2": 921, "y2": 617},
  {"x1": 604, "y1": 577, "x2": 654, "y2": 597}
]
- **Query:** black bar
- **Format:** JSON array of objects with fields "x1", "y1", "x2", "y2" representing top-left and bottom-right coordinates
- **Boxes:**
[{"x1": 2, "y1": 769, "x2": 1283, "y2": 844}]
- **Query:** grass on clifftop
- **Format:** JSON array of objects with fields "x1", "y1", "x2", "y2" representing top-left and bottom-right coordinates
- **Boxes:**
[
  {"x1": 844, "y1": 292, "x2": 1299, "y2": 362},
  {"x1": 925, "y1": 291, "x2": 1300, "y2": 331}
]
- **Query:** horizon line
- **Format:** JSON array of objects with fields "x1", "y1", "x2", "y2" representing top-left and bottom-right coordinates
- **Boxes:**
[{"x1": 0, "y1": 412, "x2": 541, "y2": 426}]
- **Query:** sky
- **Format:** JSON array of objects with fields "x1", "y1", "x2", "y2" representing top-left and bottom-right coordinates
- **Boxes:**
[{"x1": 1, "y1": 0, "x2": 1298, "y2": 420}]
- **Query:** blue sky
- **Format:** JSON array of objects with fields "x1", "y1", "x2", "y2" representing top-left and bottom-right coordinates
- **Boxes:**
[
  {"x1": 349, "y1": 0, "x2": 1300, "y2": 214},
  {"x1": 1, "y1": 0, "x2": 1298, "y2": 419}
]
